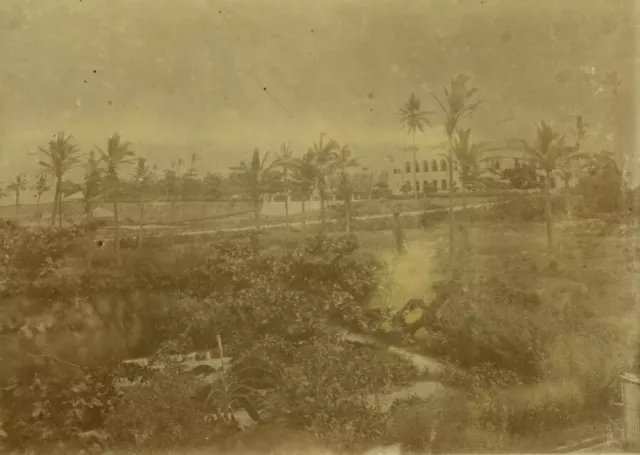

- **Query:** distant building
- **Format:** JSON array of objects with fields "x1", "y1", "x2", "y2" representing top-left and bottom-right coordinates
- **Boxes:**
[{"x1": 386, "y1": 145, "x2": 579, "y2": 195}]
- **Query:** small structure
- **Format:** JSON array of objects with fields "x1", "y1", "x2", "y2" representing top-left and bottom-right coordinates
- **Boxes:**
[
  {"x1": 621, "y1": 372, "x2": 640, "y2": 450},
  {"x1": 91, "y1": 207, "x2": 114, "y2": 220}
]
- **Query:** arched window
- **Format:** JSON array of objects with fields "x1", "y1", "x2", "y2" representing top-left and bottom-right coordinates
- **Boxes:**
[
  {"x1": 514, "y1": 158, "x2": 521, "y2": 169},
  {"x1": 432, "y1": 179, "x2": 438, "y2": 190},
  {"x1": 414, "y1": 161, "x2": 419, "y2": 172},
  {"x1": 422, "y1": 160, "x2": 429, "y2": 172},
  {"x1": 405, "y1": 162, "x2": 411, "y2": 173},
  {"x1": 432, "y1": 160, "x2": 438, "y2": 172},
  {"x1": 441, "y1": 179, "x2": 448, "y2": 190},
  {"x1": 440, "y1": 159, "x2": 447, "y2": 171}
]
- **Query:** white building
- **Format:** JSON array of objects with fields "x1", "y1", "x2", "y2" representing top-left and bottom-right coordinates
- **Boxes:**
[
  {"x1": 387, "y1": 149, "x2": 461, "y2": 195},
  {"x1": 387, "y1": 146, "x2": 578, "y2": 195}
]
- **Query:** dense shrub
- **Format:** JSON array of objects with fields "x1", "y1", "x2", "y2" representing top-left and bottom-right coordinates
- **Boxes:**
[
  {"x1": 0, "y1": 223, "x2": 413, "y2": 452},
  {"x1": 486, "y1": 193, "x2": 566, "y2": 222},
  {"x1": 386, "y1": 390, "x2": 471, "y2": 452},
  {"x1": 0, "y1": 360, "x2": 122, "y2": 451}
]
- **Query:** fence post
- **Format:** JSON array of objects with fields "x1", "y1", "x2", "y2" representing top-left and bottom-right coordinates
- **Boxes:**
[{"x1": 621, "y1": 372, "x2": 640, "y2": 450}]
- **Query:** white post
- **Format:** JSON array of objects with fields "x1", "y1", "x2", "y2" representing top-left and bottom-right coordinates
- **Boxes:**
[{"x1": 621, "y1": 373, "x2": 640, "y2": 449}]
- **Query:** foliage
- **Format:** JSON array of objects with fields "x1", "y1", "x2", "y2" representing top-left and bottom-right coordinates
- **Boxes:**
[
  {"x1": 0, "y1": 223, "x2": 411, "y2": 451},
  {"x1": 500, "y1": 164, "x2": 543, "y2": 190},
  {"x1": 0, "y1": 359, "x2": 122, "y2": 450},
  {"x1": 38, "y1": 132, "x2": 83, "y2": 226},
  {"x1": 487, "y1": 193, "x2": 566, "y2": 222},
  {"x1": 576, "y1": 149, "x2": 623, "y2": 214}
]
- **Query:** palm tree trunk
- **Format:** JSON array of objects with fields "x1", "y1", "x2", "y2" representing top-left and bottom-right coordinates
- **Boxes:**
[
  {"x1": 320, "y1": 196, "x2": 326, "y2": 229},
  {"x1": 318, "y1": 180, "x2": 326, "y2": 230},
  {"x1": 58, "y1": 191, "x2": 63, "y2": 227},
  {"x1": 36, "y1": 195, "x2": 42, "y2": 226},
  {"x1": 302, "y1": 198, "x2": 307, "y2": 235},
  {"x1": 461, "y1": 179, "x2": 467, "y2": 221},
  {"x1": 564, "y1": 186, "x2": 572, "y2": 220},
  {"x1": 51, "y1": 179, "x2": 60, "y2": 226},
  {"x1": 544, "y1": 171, "x2": 555, "y2": 261},
  {"x1": 448, "y1": 142, "x2": 455, "y2": 270},
  {"x1": 14, "y1": 191, "x2": 19, "y2": 220},
  {"x1": 254, "y1": 196, "x2": 261, "y2": 229},
  {"x1": 113, "y1": 200, "x2": 120, "y2": 252},
  {"x1": 412, "y1": 133, "x2": 418, "y2": 200},
  {"x1": 138, "y1": 192, "x2": 145, "y2": 248},
  {"x1": 393, "y1": 214, "x2": 405, "y2": 255},
  {"x1": 284, "y1": 169, "x2": 290, "y2": 228},
  {"x1": 345, "y1": 191, "x2": 352, "y2": 234}
]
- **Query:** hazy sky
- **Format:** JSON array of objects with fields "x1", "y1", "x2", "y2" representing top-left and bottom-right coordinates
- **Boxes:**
[{"x1": 0, "y1": 0, "x2": 636, "y2": 185}]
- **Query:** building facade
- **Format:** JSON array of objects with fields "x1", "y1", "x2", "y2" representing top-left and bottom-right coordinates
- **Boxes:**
[
  {"x1": 387, "y1": 147, "x2": 579, "y2": 195},
  {"x1": 387, "y1": 153, "x2": 461, "y2": 195}
]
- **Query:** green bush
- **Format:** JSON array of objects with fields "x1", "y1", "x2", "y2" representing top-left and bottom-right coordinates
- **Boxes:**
[
  {"x1": 0, "y1": 223, "x2": 409, "y2": 451},
  {"x1": 105, "y1": 366, "x2": 220, "y2": 451},
  {"x1": 386, "y1": 390, "x2": 471, "y2": 452},
  {"x1": 486, "y1": 193, "x2": 566, "y2": 223},
  {"x1": 0, "y1": 360, "x2": 121, "y2": 451}
]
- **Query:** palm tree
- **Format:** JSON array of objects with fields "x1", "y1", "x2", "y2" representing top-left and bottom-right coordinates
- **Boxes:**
[
  {"x1": 31, "y1": 174, "x2": 51, "y2": 225},
  {"x1": 558, "y1": 115, "x2": 590, "y2": 218},
  {"x1": 6, "y1": 174, "x2": 28, "y2": 220},
  {"x1": 399, "y1": 93, "x2": 432, "y2": 200},
  {"x1": 451, "y1": 128, "x2": 503, "y2": 213},
  {"x1": 432, "y1": 75, "x2": 483, "y2": 268},
  {"x1": 229, "y1": 148, "x2": 279, "y2": 229},
  {"x1": 310, "y1": 133, "x2": 340, "y2": 228},
  {"x1": 96, "y1": 133, "x2": 135, "y2": 251},
  {"x1": 288, "y1": 150, "x2": 317, "y2": 234},
  {"x1": 274, "y1": 142, "x2": 294, "y2": 227},
  {"x1": 175, "y1": 157, "x2": 186, "y2": 219},
  {"x1": 515, "y1": 121, "x2": 576, "y2": 262},
  {"x1": 38, "y1": 132, "x2": 83, "y2": 226},
  {"x1": 334, "y1": 144, "x2": 360, "y2": 233},
  {"x1": 80, "y1": 151, "x2": 104, "y2": 221},
  {"x1": 133, "y1": 157, "x2": 156, "y2": 247}
]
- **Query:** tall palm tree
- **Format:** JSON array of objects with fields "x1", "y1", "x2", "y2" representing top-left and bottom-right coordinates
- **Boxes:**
[
  {"x1": 6, "y1": 174, "x2": 28, "y2": 220},
  {"x1": 558, "y1": 115, "x2": 590, "y2": 218},
  {"x1": 451, "y1": 128, "x2": 503, "y2": 213},
  {"x1": 80, "y1": 151, "x2": 104, "y2": 221},
  {"x1": 515, "y1": 122, "x2": 576, "y2": 262},
  {"x1": 229, "y1": 148, "x2": 279, "y2": 229},
  {"x1": 96, "y1": 133, "x2": 136, "y2": 251},
  {"x1": 171, "y1": 158, "x2": 186, "y2": 220},
  {"x1": 274, "y1": 142, "x2": 294, "y2": 227},
  {"x1": 334, "y1": 144, "x2": 360, "y2": 234},
  {"x1": 31, "y1": 174, "x2": 52, "y2": 225},
  {"x1": 288, "y1": 150, "x2": 318, "y2": 234},
  {"x1": 310, "y1": 133, "x2": 340, "y2": 228},
  {"x1": 432, "y1": 75, "x2": 483, "y2": 269},
  {"x1": 38, "y1": 132, "x2": 83, "y2": 227},
  {"x1": 133, "y1": 157, "x2": 156, "y2": 247},
  {"x1": 183, "y1": 153, "x2": 200, "y2": 201},
  {"x1": 399, "y1": 93, "x2": 432, "y2": 200}
]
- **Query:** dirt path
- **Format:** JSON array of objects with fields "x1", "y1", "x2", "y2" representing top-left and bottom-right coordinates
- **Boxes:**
[{"x1": 99, "y1": 203, "x2": 493, "y2": 240}]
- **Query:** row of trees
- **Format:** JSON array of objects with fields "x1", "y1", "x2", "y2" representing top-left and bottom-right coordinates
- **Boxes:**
[
  {"x1": 0, "y1": 72, "x2": 624, "y2": 265},
  {"x1": 0, "y1": 131, "x2": 381, "y2": 249},
  {"x1": 398, "y1": 74, "x2": 623, "y2": 269}
]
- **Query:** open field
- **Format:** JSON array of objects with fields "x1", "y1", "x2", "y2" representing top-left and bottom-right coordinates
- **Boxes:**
[{"x1": 0, "y1": 194, "x2": 499, "y2": 229}]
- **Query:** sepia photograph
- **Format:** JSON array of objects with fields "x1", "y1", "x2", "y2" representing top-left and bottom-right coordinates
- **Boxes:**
[{"x1": 0, "y1": 0, "x2": 638, "y2": 453}]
